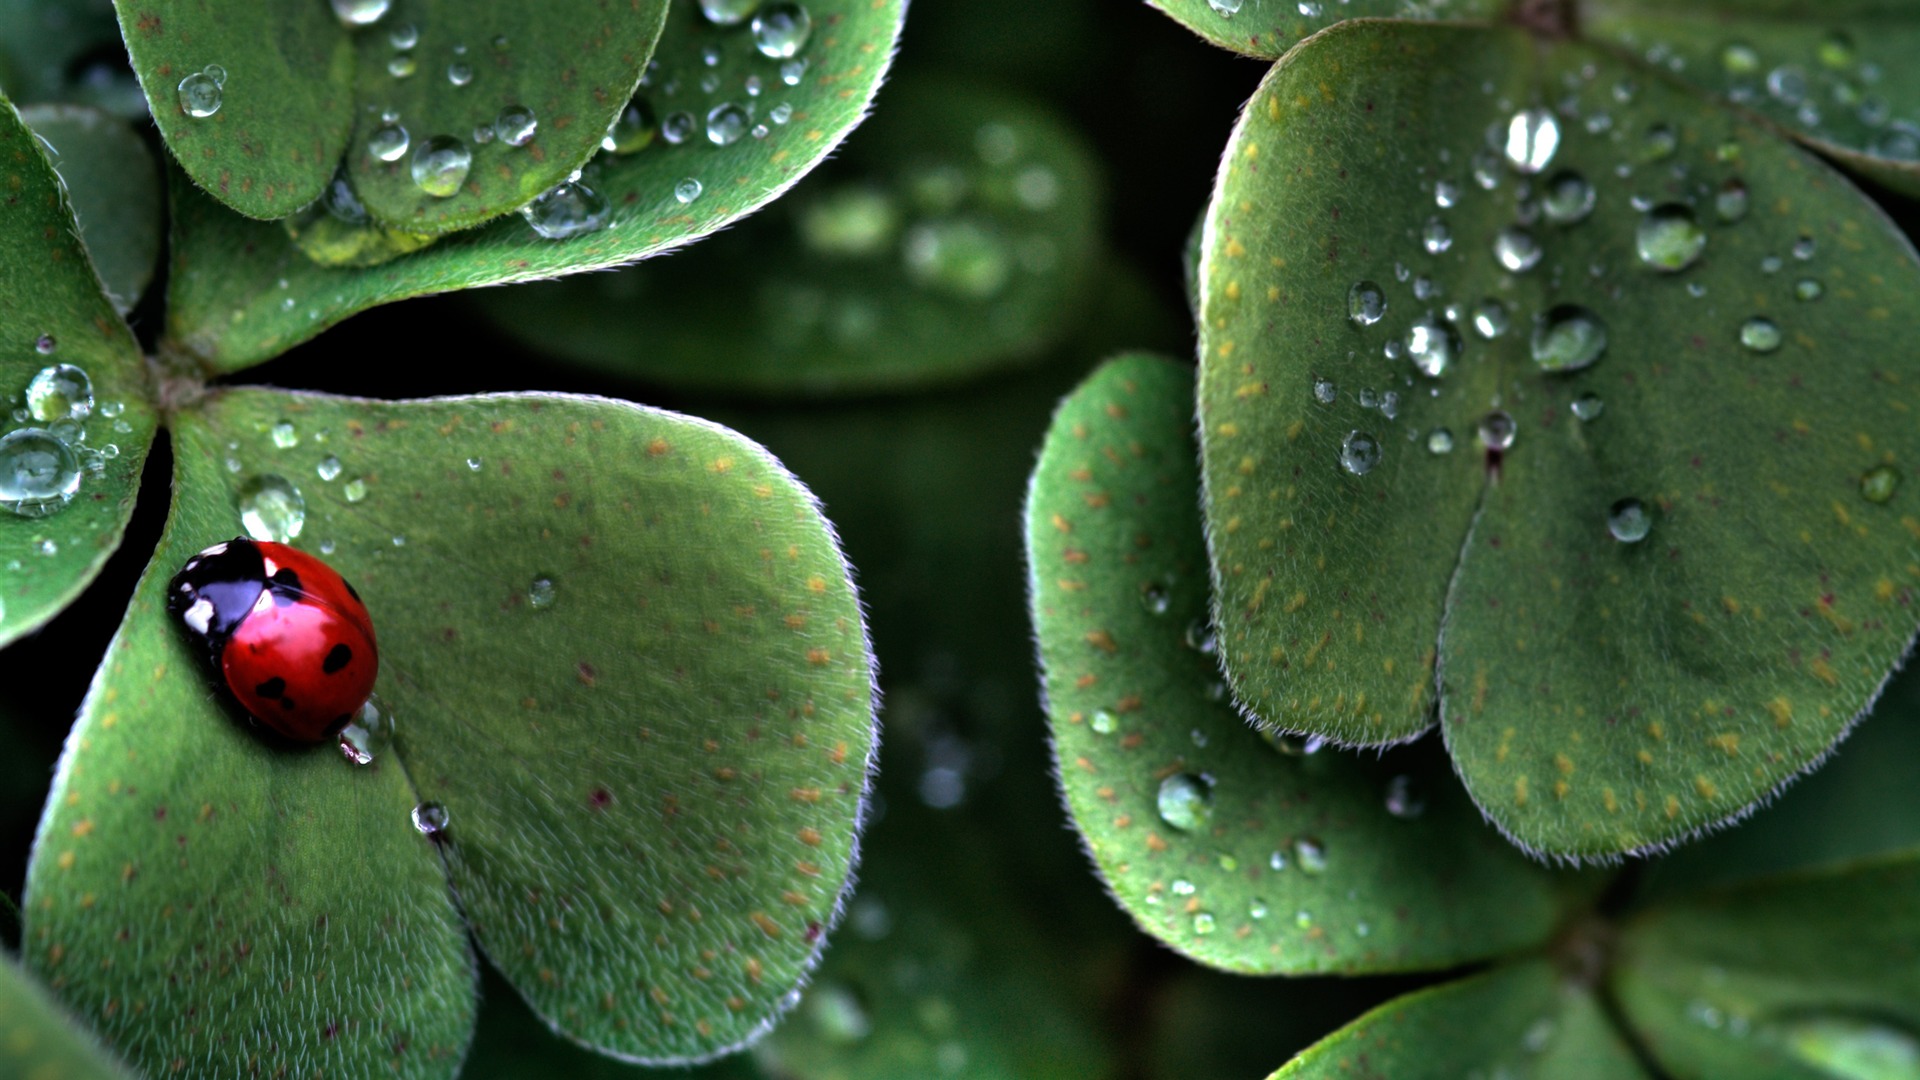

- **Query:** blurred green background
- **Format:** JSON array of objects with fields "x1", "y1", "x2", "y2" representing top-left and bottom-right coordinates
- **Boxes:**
[{"x1": 5, "y1": 0, "x2": 1920, "y2": 1076}]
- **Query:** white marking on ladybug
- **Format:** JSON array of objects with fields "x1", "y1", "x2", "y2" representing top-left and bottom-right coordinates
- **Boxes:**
[{"x1": 183, "y1": 598, "x2": 214, "y2": 635}]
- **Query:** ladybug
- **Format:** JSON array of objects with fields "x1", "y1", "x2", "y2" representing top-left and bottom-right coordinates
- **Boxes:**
[{"x1": 167, "y1": 538, "x2": 379, "y2": 743}]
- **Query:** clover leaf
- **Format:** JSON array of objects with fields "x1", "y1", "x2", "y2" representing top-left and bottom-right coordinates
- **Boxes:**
[{"x1": 1194, "y1": 18, "x2": 1920, "y2": 859}]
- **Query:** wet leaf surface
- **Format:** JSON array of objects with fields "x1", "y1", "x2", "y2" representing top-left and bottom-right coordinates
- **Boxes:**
[
  {"x1": 0, "y1": 97, "x2": 157, "y2": 649},
  {"x1": 481, "y1": 77, "x2": 1103, "y2": 396},
  {"x1": 1029, "y1": 355, "x2": 1571, "y2": 975},
  {"x1": 164, "y1": 0, "x2": 904, "y2": 373},
  {"x1": 1145, "y1": 0, "x2": 1499, "y2": 60},
  {"x1": 1197, "y1": 20, "x2": 1920, "y2": 858}
]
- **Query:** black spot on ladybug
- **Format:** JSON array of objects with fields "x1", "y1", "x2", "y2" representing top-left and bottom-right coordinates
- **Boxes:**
[
  {"x1": 269, "y1": 568, "x2": 304, "y2": 606},
  {"x1": 255, "y1": 676, "x2": 287, "y2": 700},
  {"x1": 323, "y1": 644, "x2": 352, "y2": 674}
]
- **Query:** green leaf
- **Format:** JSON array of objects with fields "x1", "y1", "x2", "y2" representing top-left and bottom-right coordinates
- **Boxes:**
[
  {"x1": 1145, "y1": 966, "x2": 1428, "y2": 1080},
  {"x1": 1143, "y1": 0, "x2": 1501, "y2": 60},
  {"x1": 22, "y1": 529, "x2": 476, "y2": 1077},
  {"x1": 339, "y1": 2, "x2": 668, "y2": 235},
  {"x1": 480, "y1": 76, "x2": 1103, "y2": 396},
  {"x1": 1615, "y1": 853, "x2": 1920, "y2": 1079},
  {"x1": 163, "y1": 0, "x2": 905, "y2": 373},
  {"x1": 117, "y1": 0, "x2": 665, "y2": 225},
  {"x1": 0, "y1": 0, "x2": 143, "y2": 116},
  {"x1": 0, "y1": 952, "x2": 134, "y2": 1079},
  {"x1": 1274, "y1": 960, "x2": 1651, "y2": 1079},
  {"x1": 1029, "y1": 354, "x2": 1567, "y2": 974},
  {"x1": 179, "y1": 387, "x2": 876, "y2": 1063},
  {"x1": 0, "y1": 96, "x2": 157, "y2": 649},
  {"x1": 1196, "y1": 19, "x2": 1920, "y2": 858},
  {"x1": 1582, "y1": 1, "x2": 1920, "y2": 198},
  {"x1": 21, "y1": 105, "x2": 161, "y2": 315}
]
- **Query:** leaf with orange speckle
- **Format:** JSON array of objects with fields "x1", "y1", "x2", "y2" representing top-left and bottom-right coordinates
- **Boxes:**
[
  {"x1": 1027, "y1": 354, "x2": 1573, "y2": 975},
  {"x1": 25, "y1": 387, "x2": 877, "y2": 1071},
  {"x1": 163, "y1": 0, "x2": 906, "y2": 374},
  {"x1": 1196, "y1": 20, "x2": 1920, "y2": 859}
]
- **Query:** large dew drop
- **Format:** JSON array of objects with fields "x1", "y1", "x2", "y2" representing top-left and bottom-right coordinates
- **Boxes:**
[
  {"x1": 699, "y1": 0, "x2": 761, "y2": 25},
  {"x1": 25, "y1": 364, "x2": 93, "y2": 422},
  {"x1": 1156, "y1": 773, "x2": 1213, "y2": 832},
  {"x1": 1339, "y1": 430, "x2": 1382, "y2": 476},
  {"x1": 368, "y1": 124, "x2": 410, "y2": 162},
  {"x1": 706, "y1": 102, "x2": 750, "y2": 146},
  {"x1": 412, "y1": 801, "x2": 450, "y2": 838},
  {"x1": 236, "y1": 474, "x2": 306, "y2": 542},
  {"x1": 1405, "y1": 315, "x2": 1461, "y2": 378},
  {"x1": 1503, "y1": 108, "x2": 1561, "y2": 174},
  {"x1": 1636, "y1": 204, "x2": 1708, "y2": 272},
  {"x1": 1479, "y1": 411, "x2": 1516, "y2": 452},
  {"x1": 1347, "y1": 280, "x2": 1386, "y2": 327},
  {"x1": 177, "y1": 70, "x2": 222, "y2": 119},
  {"x1": 494, "y1": 105, "x2": 538, "y2": 147},
  {"x1": 330, "y1": 0, "x2": 392, "y2": 27},
  {"x1": 1493, "y1": 226, "x2": 1543, "y2": 273},
  {"x1": 1740, "y1": 317, "x2": 1784, "y2": 353},
  {"x1": 0, "y1": 429, "x2": 81, "y2": 518},
  {"x1": 603, "y1": 98, "x2": 658, "y2": 155},
  {"x1": 410, "y1": 136, "x2": 472, "y2": 198},
  {"x1": 522, "y1": 181, "x2": 610, "y2": 240},
  {"x1": 1607, "y1": 498, "x2": 1651, "y2": 543},
  {"x1": 1530, "y1": 305, "x2": 1609, "y2": 373},
  {"x1": 752, "y1": 3, "x2": 813, "y2": 59},
  {"x1": 1542, "y1": 171, "x2": 1596, "y2": 225}
]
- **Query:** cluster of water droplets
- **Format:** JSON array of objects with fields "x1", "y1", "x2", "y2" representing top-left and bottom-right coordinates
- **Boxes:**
[
  {"x1": 0, "y1": 344, "x2": 128, "y2": 528},
  {"x1": 1202, "y1": 0, "x2": 1459, "y2": 28}
]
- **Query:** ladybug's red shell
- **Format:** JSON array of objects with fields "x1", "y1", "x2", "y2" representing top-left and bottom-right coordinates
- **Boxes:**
[{"x1": 168, "y1": 538, "x2": 378, "y2": 743}]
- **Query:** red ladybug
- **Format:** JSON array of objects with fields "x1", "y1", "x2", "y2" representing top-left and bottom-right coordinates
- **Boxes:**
[{"x1": 167, "y1": 538, "x2": 379, "y2": 743}]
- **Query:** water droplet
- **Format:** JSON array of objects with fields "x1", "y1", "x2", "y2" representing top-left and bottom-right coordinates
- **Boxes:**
[
  {"x1": 177, "y1": 70, "x2": 222, "y2": 118},
  {"x1": 34, "y1": 334, "x2": 55, "y2": 355},
  {"x1": 1796, "y1": 278, "x2": 1824, "y2": 302},
  {"x1": 25, "y1": 364, "x2": 93, "y2": 422},
  {"x1": 1776, "y1": 1014, "x2": 1920, "y2": 1080},
  {"x1": 1530, "y1": 305, "x2": 1609, "y2": 373},
  {"x1": 1479, "y1": 411, "x2": 1516, "y2": 451},
  {"x1": 1313, "y1": 377, "x2": 1337, "y2": 404},
  {"x1": 1206, "y1": 0, "x2": 1242, "y2": 14},
  {"x1": 699, "y1": 0, "x2": 761, "y2": 25},
  {"x1": 1383, "y1": 774, "x2": 1426, "y2": 818},
  {"x1": 780, "y1": 58, "x2": 809, "y2": 86},
  {"x1": 1191, "y1": 912, "x2": 1216, "y2": 935},
  {"x1": 752, "y1": 2, "x2": 813, "y2": 59},
  {"x1": 314, "y1": 455, "x2": 342, "y2": 482},
  {"x1": 1862, "y1": 465, "x2": 1901, "y2": 504},
  {"x1": 1740, "y1": 316, "x2": 1784, "y2": 353},
  {"x1": 1268, "y1": 850, "x2": 1287, "y2": 871},
  {"x1": 1542, "y1": 170, "x2": 1596, "y2": 225},
  {"x1": 904, "y1": 220, "x2": 1011, "y2": 299},
  {"x1": 1184, "y1": 617, "x2": 1217, "y2": 654},
  {"x1": 1434, "y1": 179, "x2": 1459, "y2": 208},
  {"x1": 1156, "y1": 773, "x2": 1213, "y2": 832},
  {"x1": 1715, "y1": 180, "x2": 1751, "y2": 223},
  {"x1": 1523, "y1": 1017, "x2": 1557, "y2": 1054},
  {"x1": 1089, "y1": 709, "x2": 1117, "y2": 735},
  {"x1": 1140, "y1": 584, "x2": 1171, "y2": 616},
  {"x1": 1503, "y1": 108, "x2": 1561, "y2": 174},
  {"x1": 330, "y1": 0, "x2": 392, "y2": 26},
  {"x1": 336, "y1": 694, "x2": 395, "y2": 766},
  {"x1": 1471, "y1": 299, "x2": 1510, "y2": 339},
  {"x1": 1422, "y1": 216, "x2": 1452, "y2": 254},
  {"x1": 1339, "y1": 431, "x2": 1382, "y2": 476},
  {"x1": 264, "y1": 420, "x2": 297, "y2": 450},
  {"x1": 1571, "y1": 393, "x2": 1605, "y2": 421},
  {"x1": 1472, "y1": 150, "x2": 1502, "y2": 190},
  {"x1": 1347, "y1": 280, "x2": 1386, "y2": 328},
  {"x1": 1493, "y1": 226, "x2": 1543, "y2": 273},
  {"x1": 1640, "y1": 123, "x2": 1678, "y2": 162},
  {"x1": 1405, "y1": 315, "x2": 1462, "y2": 377},
  {"x1": 675, "y1": 177, "x2": 704, "y2": 204},
  {"x1": 1720, "y1": 42, "x2": 1760, "y2": 75},
  {"x1": 447, "y1": 61, "x2": 473, "y2": 87},
  {"x1": 604, "y1": 97, "x2": 658, "y2": 155},
  {"x1": 388, "y1": 22, "x2": 419, "y2": 48},
  {"x1": 0, "y1": 430, "x2": 80, "y2": 518},
  {"x1": 368, "y1": 124, "x2": 410, "y2": 162},
  {"x1": 412, "y1": 801, "x2": 449, "y2": 838},
  {"x1": 704, "y1": 102, "x2": 751, "y2": 147},
  {"x1": 466, "y1": 457, "x2": 483, "y2": 471},
  {"x1": 1792, "y1": 234, "x2": 1817, "y2": 261},
  {"x1": 1249, "y1": 899, "x2": 1269, "y2": 919},
  {"x1": 1171, "y1": 879, "x2": 1196, "y2": 896},
  {"x1": 343, "y1": 477, "x2": 369, "y2": 503},
  {"x1": 410, "y1": 135, "x2": 472, "y2": 198},
  {"x1": 494, "y1": 105, "x2": 538, "y2": 147},
  {"x1": 802, "y1": 981, "x2": 872, "y2": 1045},
  {"x1": 1608, "y1": 497, "x2": 1651, "y2": 543},
  {"x1": 387, "y1": 54, "x2": 417, "y2": 79},
  {"x1": 1635, "y1": 204, "x2": 1707, "y2": 272},
  {"x1": 1768, "y1": 65, "x2": 1810, "y2": 105},
  {"x1": 1293, "y1": 837, "x2": 1327, "y2": 874},
  {"x1": 1427, "y1": 428, "x2": 1455, "y2": 454},
  {"x1": 528, "y1": 576, "x2": 557, "y2": 609},
  {"x1": 521, "y1": 181, "x2": 610, "y2": 240},
  {"x1": 236, "y1": 474, "x2": 305, "y2": 542}
]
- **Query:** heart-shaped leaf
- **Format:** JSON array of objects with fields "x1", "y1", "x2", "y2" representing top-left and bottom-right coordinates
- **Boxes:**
[
  {"x1": 164, "y1": 0, "x2": 906, "y2": 373},
  {"x1": 1615, "y1": 854, "x2": 1920, "y2": 1079},
  {"x1": 1030, "y1": 354, "x2": 1570, "y2": 974},
  {"x1": 1196, "y1": 19, "x2": 1920, "y2": 858},
  {"x1": 118, "y1": 0, "x2": 666, "y2": 225},
  {"x1": 0, "y1": 0, "x2": 140, "y2": 115},
  {"x1": 1582, "y1": 1, "x2": 1920, "y2": 198},
  {"x1": 27, "y1": 386, "x2": 878, "y2": 1071},
  {"x1": 480, "y1": 76, "x2": 1103, "y2": 396},
  {"x1": 21, "y1": 104, "x2": 161, "y2": 315},
  {"x1": 1144, "y1": 0, "x2": 1500, "y2": 60},
  {"x1": 0, "y1": 96, "x2": 157, "y2": 648},
  {"x1": 0, "y1": 953, "x2": 133, "y2": 1079},
  {"x1": 1274, "y1": 960, "x2": 1651, "y2": 1079}
]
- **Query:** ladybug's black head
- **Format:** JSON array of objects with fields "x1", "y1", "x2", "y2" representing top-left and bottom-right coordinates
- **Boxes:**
[{"x1": 167, "y1": 538, "x2": 267, "y2": 655}]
